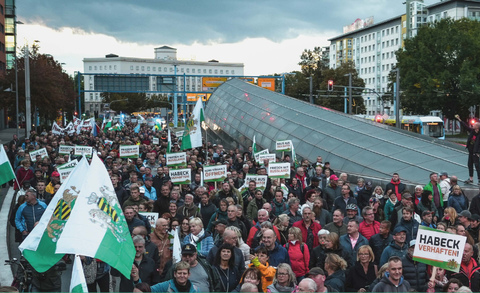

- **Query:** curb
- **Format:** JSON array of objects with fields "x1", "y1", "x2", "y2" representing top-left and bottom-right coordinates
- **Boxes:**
[{"x1": 0, "y1": 187, "x2": 14, "y2": 286}]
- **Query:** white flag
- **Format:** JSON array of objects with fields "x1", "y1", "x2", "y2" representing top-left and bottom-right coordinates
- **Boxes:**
[{"x1": 70, "y1": 255, "x2": 88, "y2": 293}]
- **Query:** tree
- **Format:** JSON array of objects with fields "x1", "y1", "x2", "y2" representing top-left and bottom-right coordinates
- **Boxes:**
[
  {"x1": 0, "y1": 44, "x2": 76, "y2": 126},
  {"x1": 100, "y1": 92, "x2": 171, "y2": 114},
  {"x1": 395, "y1": 18, "x2": 480, "y2": 119},
  {"x1": 319, "y1": 61, "x2": 366, "y2": 114}
]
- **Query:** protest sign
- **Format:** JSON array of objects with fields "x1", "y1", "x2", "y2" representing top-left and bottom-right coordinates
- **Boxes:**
[
  {"x1": 74, "y1": 145, "x2": 93, "y2": 158},
  {"x1": 57, "y1": 160, "x2": 78, "y2": 170},
  {"x1": 276, "y1": 140, "x2": 293, "y2": 152},
  {"x1": 29, "y1": 148, "x2": 48, "y2": 162},
  {"x1": 153, "y1": 138, "x2": 159, "y2": 145},
  {"x1": 57, "y1": 160, "x2": 78, "y2": 183},
  {"x1": 139, "y1": 212, "x2": 158, "y2": 232},
  {"x1": 203, "y1": 165, "x2": 227, "y2": 182},
  {"x1": 104, "y1": 140, "x2": 113, "y2": 146},
  {"x1": 169, "y1": 169, "x2": 191, "y2": 184},
  {"x1": 175, "y1": 131, "x2": 184, "y2": 137},
  {"x1": 258, "y1": 154, "x2": 276, "y2": 165},
  {"x1": 238, "y1": 175, "x2": 268, "y2": 194},
  {"x1": 166, "y1": 152, "x2": 187, "y2": 167},
  {"x1": 413, "y1": 226, "x2": 466, "y2": 272},
  {"x1": 119, "y1": 145, "x2": 139, "y2": 158},
  {"x1": 254, "y1": 149, "x2": 269, "y2": 162},
  {"x1": 51, "y1": 121, "x2": 64, "y2": 135},
  {"x1": 59, "y1": 145, "x2": 75, "y2": 155},
  {"x1": 267, "y1": 162, "x2": 291, "y2": 179}
]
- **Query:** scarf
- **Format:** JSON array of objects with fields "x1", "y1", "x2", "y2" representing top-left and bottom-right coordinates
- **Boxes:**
[
  {"x1": 434, "y1": 276, "x2": 449, "y2": 287},
  {"x1": 390, "y1": 179, "x2": 402, "y2": 201},
  {"x1": 388, "y1": 197, "x2": 398, "y2": 206},
  {"x1": 174, "y1": 279, "x2": 192, "y2": 292},
  {"x1": 190, "y1": 228, "x2": 205, "y2": 245}
]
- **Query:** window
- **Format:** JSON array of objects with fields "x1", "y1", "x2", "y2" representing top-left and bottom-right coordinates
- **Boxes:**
[
  {"x1": 89, "y1": 66, "x2": 92, "y2": 70},
  {"x1": 382, "y1": 53, "x2": 385, "y2": 60},
  {"x1": 386, "y1": 52, "x2": 389, "y2": 58},
  {"x1": 147, "y1": 66, "x2": 150, "y2": 71},
  {"x1": 386, "y1": 40, "x2": 389, "y2": 47},
  {"x1": 203, "y1": 69, "x2": 207, "y2": 73},
  {"x1": 114, "y1": 65, "x2": 117, "y2": 70},
  {"x1": 382, "y1": 76, "x2": 385, "y2": 82},
  {"x1": 396, "y1": 38, "x2": 399, "y2": 45},
  {"x1": 372, "y1": 56, "x2": 375, "y2": 62},
  {"x1": 382, "y1": 30, "x2": 385, "y2": 36},
  {"x1": 369, "y1": 34, "x2": 371, "y2": 41},
  {"x1": 186, "y1": 68, "x2": 190, "y2": 73},
  {"x1": 99, "y1": 66, "x2": 102, "y2": 70},
  {"x1": 387, "y1": 29, "x2": 390, "y2": 35},
  {"x1": 164, "y1": 67, "x2": 167, "y2": 72},
  {"x1": 368, "y1": 45, "x2": 371, "y2": 51},
  {"x1": 226, "y1": 70, "x2": 229, "y2": 74},
  {"x1": 361, "y1": 47, "x2": 363, "y2": 53},
  {"x1": 391, "y1": 28, "x2": 394, "y2": 34},
  {"x1": 94, "y1": 66, "x2": 97, "y2": 70},
  {"x1": 209, "y1": 69, "x2": 212, "y2": 74},
  {"x1": 396, "y1": 26, "x2": 399, "y2": 33},
  {"x1": 180, "y1": 68, "x2": 184, "y2": 73},
  {"x1": 382, "y1": 65, "x2": 385, "y2": 71},
  {"x1": 361, "y1": 68, "x2": 364, "y2": 74},
  {"x1": 141, "y1": 66, "x2": 145, "y2": 71},
  {"x1": 232, "y1": 70, "x2": 235, "y2": 74},
  {"x1": 192, "y1": 69, "x2": 195, "y2": 73},
  {"x1": 361, "y1": 36, "x2": 363, "y2": 42},
  {"x1": 369, "y1": 56, "x2": 371, "y2": 62},
  {"x1": 153, "y1": 67, "x2": 156, "y2": 71},
  {"x1": 214, "y1": 69, "x2": 218, "y2": 74},
  {"x1": 382, "y1": 42, "x2": 385, "y2": 48},
  {"x1": 220, "y1": 70, "x2": 223, "y2": 74},
  {"x1": 372, "y1": 44, "x2": 375, "y2": 50},
  {"x1": 170, "y1": 68, "x2": 173, "y2": 72}
]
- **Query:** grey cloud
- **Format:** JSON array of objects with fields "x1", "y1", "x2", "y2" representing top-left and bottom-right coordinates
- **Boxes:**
[{"x1": 17, "y1": 0, "x2": 438, "y2": 46}]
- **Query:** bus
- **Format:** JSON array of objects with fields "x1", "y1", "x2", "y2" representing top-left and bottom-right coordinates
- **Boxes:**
[{"x1": 357, "y1": 115, "x2": 445, "y2": 140}]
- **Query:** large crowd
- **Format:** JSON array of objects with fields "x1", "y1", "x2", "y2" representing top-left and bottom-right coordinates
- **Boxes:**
[{"x1": 4, "y1": 118, "x2": 480, "y2": 293}]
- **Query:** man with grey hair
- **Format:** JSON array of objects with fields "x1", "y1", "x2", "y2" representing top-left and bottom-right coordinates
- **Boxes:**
[
  {"x1": 15, "y1": 188, "x2": 47, "y2": 240},
  {"x1": 177, "y1": 193, "x2": 202, "y2": 219},
  {"x1": 298, "y1": 277, "x2": 317, "y2": 292},
  {"x1": 240, "y1": 283, "x2": 259, "y2": 292},
  {"x1": 247, "y1": 209, "x2": 281, "y2": 247},
  {"x1": 439, "y1": 171, "x2": 451, "y2": 208},
  {"x1": 112, "y1": 235, "x2": 160, "y2": 291},
  {"x1": 282, "y1": 197, "x2": 302, "y2": 225}
]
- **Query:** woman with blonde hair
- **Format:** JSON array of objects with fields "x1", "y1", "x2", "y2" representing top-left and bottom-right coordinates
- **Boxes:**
[
  {"x1": 368, "y1": 263, "x2": 389, "y2": 290},
  {"x1": 285, "y1": 227, "x2": 309, "y2": 282},
  {"x1": 346, "y1": 245, "x2": 377, "y2": 292},
  {"x1": 442, "y1": 207, "x2": 460, "y2": 227},
  {"x1": 182, "y1": 217, "x2": 214, "y2": 257},
  {"x1": 310, "y1": 232, "x2": 351, "y2": 271},
  {"x1": 324, "y1": 253, "x2": 348, "y2": 292},
  {"x1": 273, "y1": 214, "x2": 290, "y2": 245},
  {"x1": 267, "y1": 263, "x2": 297, "y2": 292}
]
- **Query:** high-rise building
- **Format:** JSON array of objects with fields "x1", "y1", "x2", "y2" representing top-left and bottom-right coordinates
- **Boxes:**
[
  {"x1": 328, "y1": 0, "x2": 480, "y2": 116},
  {"x1": 82, "y1": 46, "x2": 244, "y2": 115}
]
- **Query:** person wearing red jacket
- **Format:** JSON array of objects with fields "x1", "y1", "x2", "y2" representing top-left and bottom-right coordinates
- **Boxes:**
[
  {"x1": 14, "y1": 160, "x2": 34, "y2": 190},
  {"x1": 285, "y1": 226, "x2": 310, "y2": 282},
  {"x1": 292, "y1": 207, "x2": 322, "y2": 252},
  {"x1": 358, "y1": 206, "x2": 380, "y2": 240}
]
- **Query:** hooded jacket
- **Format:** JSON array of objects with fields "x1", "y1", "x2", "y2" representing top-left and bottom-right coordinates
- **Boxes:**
[
  {"x1": 325, "y1": 269, "x2": 346, "y2": 292},
  {"x1": 395, "y1": 217, "x2": 419, "y2": 243},
  {"x1": 263, "y1": 242, "x2": 290, "y2": 267},
  {"x1": 206, "y1": 208, "x2": 228, "y2": 232},
  {"x1": 285, "y1": 240, "x2": 310, "y2": 277},
  {"x1": 379, "y1": 241, "x2": 408, "y2": 267},
  {"x1": 386, "y1": 180, "x2": 406, "y2": 201},
  {"x1": 271, "y1": 199, "x2": 288, "y2": 216},
  {"x1": 401, "y1": 253, "x2": 428, "y2": 291},
  {"x1": 371, "y1": 272, "x2": 411, "y2": 292}
]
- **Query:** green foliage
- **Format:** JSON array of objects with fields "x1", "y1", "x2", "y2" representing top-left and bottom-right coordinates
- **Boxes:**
[
  {"x1": 396, "y1": 18, "x2": 480, "y2": 118},
  {"x1": 100, "y1": 92, "x2": 171, "y2": 113}
]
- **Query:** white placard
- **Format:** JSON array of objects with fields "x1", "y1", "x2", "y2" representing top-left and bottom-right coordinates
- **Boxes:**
[
  {"x1": 57, "y1": 160, "x2": 78, "y2": 170},
  {"x1": 139, "y1": 212, "x2": 158, "y2": 231},
  {"x1": 59, "y1": 145, "x2": 75, "y2": 155},
  {"x1": 153, "y1": 138, "x2": 159, "y2": 145},
  {"x1": 276, "y1": 140, "x2": 293, "y2": 152},
  {"x1": 254, "y1": 149, "x2": 269, "y2": 162},
  {"x1": 119, "y1": 145, "x2": 139, "y2": 158},
  {"x1": 30, "y1": 148, "x2": 48, "y2": 162},
  {"x1": 175, "y1": 131, "x2": 184, "y2": 137},
  {"x1": 258, "y1": 154, "x2": 276, "y2": 165},
  {"x1": 169, "y1": 168, "x2": 191, "y2": 184},
  {"x1": 166, "y1": 152, "x2": 187, "y2": 167},
  {"x1": 267, "y1": 162, "x2": 291, "y2": 179},
  {"x1": 203, "y1": 165, "x2": 227, "y2": 182},
  {"x1": 74, "y1": 145, "x2": 93, "y2": 158}
]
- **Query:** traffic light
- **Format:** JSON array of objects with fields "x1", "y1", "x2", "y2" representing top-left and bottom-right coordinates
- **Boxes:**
[
  {"x1": 328, "y1": 80, "x2": 334, "y2": 91},
  {"x1": 74, "y1": 111, "x2": 78, "y2": 116},
  {"x1": 471, "y1": 118, "x2": 477, "y2": 126}
]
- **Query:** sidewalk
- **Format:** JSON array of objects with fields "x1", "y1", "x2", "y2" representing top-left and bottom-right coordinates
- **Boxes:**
[{"x1": 0, "y1": 128, "x2": 25, "y2": 145}]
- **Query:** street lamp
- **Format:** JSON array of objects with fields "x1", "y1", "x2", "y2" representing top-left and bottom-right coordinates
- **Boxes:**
[
  {"x1": 344, "y1": 73, "x2": 353, "y2": 115},
  {"x1": 14, "y1": 20, "x2": 23, "y2": 137}
]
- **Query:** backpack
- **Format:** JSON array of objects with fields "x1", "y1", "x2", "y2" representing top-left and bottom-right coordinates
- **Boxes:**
[{"x1": 285, "y1": 242, "x2": 304, "y2": 254}]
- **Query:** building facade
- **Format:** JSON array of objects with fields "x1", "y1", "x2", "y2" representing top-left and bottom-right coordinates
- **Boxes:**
[
  {"x1": 82, "y1": 46, "x2": 244, "y2": 115},
  {"x1": 328, "y1": 0, "x2": 480, "y2": 116}
]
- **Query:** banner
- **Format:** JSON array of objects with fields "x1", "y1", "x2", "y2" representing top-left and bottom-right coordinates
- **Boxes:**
[
  {"x1": 169, "y1": 169, "x2": 191, "y2": 184},
  {"x1": 74, "y1": 145, "x2": 93, "y2": 158},
  {"x1": 203, "y1": 165, "x2": 227, "y2": 182},
  {"x1": 239, "y1": 174, "x2": 268, "y2": 194},
  {"x1": 166, "y1": 152, "x2": 187, "y2": 167},
  {"x1": 104, "y1": 140, "x2": 113, "y2": 146},
  {"x1": 176, "y1": 131, "x2": 184, "y2": 137},
  {"x1": 59, "y1": 145, "x2": 75, "y2": 155},
  {"x1": 139, "y1": 212, "x2": 158, "y2": 232},
  {"x1": 131, "y1": 119, "x2": 138, "y2": 123},
  {"x1": 58, "y1": 168, "x2": 74, "y2": 183},
  {"x1": 258, "y1": 154, "x2": 276, "y2": 165},
  {"x1": 52, "y1": 121, "x2": 64, "y2": 135},
  {"x1": 65, "y1": 122, "x2": 75, "y2": 135},
  {"x1": 276, "y1": 140, "x2": 293, "y2": 152},
  {"x1": 254, "y1": 149, "x2": 269, "y2": 162},
  {"x1": 413, "y1": 226, "x2": 466, "y2": 272},
  {"x1": 152, "y1": 138, "x2": 159, "y2": 145},
  {"x1": 267, "y1": 162, "x2": 291, "y2": 179},
  {"x1": 202, "y1": 77, "x2": 228, "y2": 91},
  {"x1": 30, "y1": 148, "x2": 48, "y2": 162},
  {"x1": 57, "y1": 160, "x2": 78, "y2": 171},
  {"x1": 119, "y1": 145, "x2": 139, "y2": 158},
  {"x1": 258, "y1": 78, "x2": 276, "y2": 91}
]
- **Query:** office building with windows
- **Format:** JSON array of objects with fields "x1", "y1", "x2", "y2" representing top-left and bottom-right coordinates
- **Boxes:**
[
  {"x1": 328, "y1": 0, "x2": 480, "y2": 116},
  {"x1": 82, "y1": 46, "x2": 244, "y2": 115}
]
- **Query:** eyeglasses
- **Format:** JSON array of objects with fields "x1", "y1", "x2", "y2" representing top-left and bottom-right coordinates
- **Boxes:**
[{"x1": 365, "y1": 213, "x2": 374, "y2": 216}]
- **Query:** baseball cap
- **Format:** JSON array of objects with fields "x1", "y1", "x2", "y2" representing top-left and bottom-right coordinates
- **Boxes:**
[
  {"x1": 439, "y1": 171, "x2": 448, "y2": 177},
  {"x1": 182, "y1": 244, "x2": 197, "y2": 255},
  {"x1": 409, "y1": 240, "x2": 416, "y2": 247},
  {"x1": 459, "y1": 210, "x2": 472, "y2": 219},
  {"x1": 144, "y1": 177, "x2": 153, "y2": 181},
  {"x1": 472, "y1": 214, "x2": 480, "y2": 222},
  {"x1": 51, "y1": 171, "x2": 60, "y2": 177},
  {"x1": 365, "y1": 181, "x2": 373, "y2": 187},
  {"x1": 422, "y1": 210, "x2": 434, "y2": 217},
  {"x1": 402, "y1": 193, "x2": 413, "y2": 199},
  {"x1": 106, "y1": 156, "x2": 113, "y2": 159},
  {"x1": 212, "y1": 219, "x2": 228, "y2": 226},
  {"x1": 306, "y1": 267, "x2": 325, "y2": 276},
  {"x1": 393, "y1": 226, "x2": 407, "y2": 235},
  {"x1": 330, "y1": 174, "x2": 339, "y2": 181}
]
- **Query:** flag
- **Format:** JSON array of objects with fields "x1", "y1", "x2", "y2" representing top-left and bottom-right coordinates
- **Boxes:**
[
  {"x1": 252, "y1": 135, "x2": 257, "y2": 154},
  {"x1": 91, "y1": 119, "x2": 98, "y2": 137},
  {"x1": 101, "y1": 116, "x2": 106, "y2": 131},
  {"x1": 109, "y1": 123, "x2": 123, "y2": 132},
  {"x1": 76, "y1": 120, "x2": 84, "y2": 135},
  {"x1": 292, "y1": 144, "x2": 299, "y2": 168},
  {"x1": 154, "y1": 119, "x2": 162, "y2": 131},
  {"x1": 181, "y1": 98, "x2": 204, "y2": 150},
  {"x1": 103, "y1": 119, "x2": 112, "y2": 133},
  {"x1": 134, "y1": 124, "x2": 140, "y2": 133},
  {"x1": 167, "y1": 128, "x2": 172, "y2": 153},
  {"x1": 56, "y1": 154, "x2": 135, "y2": 278},
  {"x1": 171, "y1": 227, "x2": 182, "y2": 264},
  {"x1": 70, "y1": 255, "x2": 88, "y2": 293},
  {"x1": 19, "y1": 157, "x2": 90, "y2": 273},
  {"x1": 0, "y1": 144, "x2": 15, "y2": 186}
]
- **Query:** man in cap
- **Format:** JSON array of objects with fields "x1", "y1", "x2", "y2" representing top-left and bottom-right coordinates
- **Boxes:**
[
  {"x1": 420, "y1": 211, "x2": 436, "y2": 228},
  {"x1": 143, "y1": 177, "x2": 157, "y2": 201},
  {"x1": 439, "y1": 171, "x2": 451, "y2": 208},
  {"x1": 165, "y1": 244, "x2": 221, "y2": 293},
  {"x1": 323, "y1": 175, "x2": 341, "y2": 211},
  {"x1": 390, "y1": 192, "x2": 414, "y2": 230},
  {"x1": 357, "y1": 181, "x2": 374, "y2": 210},
  {"x1": 468, "y1": 214, "x2": 480, "y2": 243},
  {"x1": 401, "y1": 240, "x2": 427, "y2": 291},
  {"x1": 46, "y1": 171, "x2": 60, "y2": 194},
  {"x1": 379, "y1": 226, "x2": 408, "y2": 267},
  {"x1": 306, "y1": 267, "x2": 338, "y2": 292},
  {"x1": 458, "y1": 210, "x2": 472, "y2": 228},
  {"x1": 343, "y1": 203, "x2": 363, "y2": 225},
  {"x1": 211, "y1": 218, "x2": 228, "y2": 244}
]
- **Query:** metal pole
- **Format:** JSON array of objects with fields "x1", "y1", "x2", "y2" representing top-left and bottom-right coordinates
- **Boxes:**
[
  {"x1": 14, "y1": 33, "x2": 19, "y2": 137},
  {"x1": 396, "y1": 68, "x2": 401, "y2": 128},
  {"x1": 173, "y1": 65, "x2": 178, "y2": 128},
  {"x1": 348, "y1": 73, "x2": 352, "y2": 115},
  {"x1": 25, "y1": 45, "x2": 31, "y2": 135},
  {"x1": 183, "y1": 73, "x2": 187, "y2": 122},
  {"x1": 344, "y1": 87, "x2": 347, "y2": 114},
  {"x1": 281, "y1": 75, "x2": 285, "y2": 94},
  {"x1": 77, "y1": 72, "x2": 82, "y2": 117},
  {"x1": 309, "y1": 76, "x2": 313, "y2": 104}
]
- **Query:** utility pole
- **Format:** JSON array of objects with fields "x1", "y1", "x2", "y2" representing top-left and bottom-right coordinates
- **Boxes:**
[
  {"x1": 345, "y1": 73, "x2": 352, "y2": 115},
  {"x1": 396, "y1": 68, "x2": 401, "y2": 128},
  {"x1": 25, "y1": 45, "x2": 31, "y2": 135},
  {"x1": 308, "y1": 76, "x2": 313, "y2": 104}
]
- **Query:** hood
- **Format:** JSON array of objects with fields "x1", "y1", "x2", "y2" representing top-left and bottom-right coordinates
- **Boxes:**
[
  {"x1": 389, "y1": 240, "x2": 408, "y2": 251},
  {"x1": 327, "y1": 269, "x2": 345, "y2": 281},
  {"x1": 216, "y1": 209, "x2": 228, "y2": 216},
  {"x1": 273, "y1": 198, "x2": 286, "y2": 207},
  {"x1": 390, "y1": 179, "x2": 402, "y2": 185},
  {"x1": 381, "y1": 272, "x2": 405, "y2": 286}
]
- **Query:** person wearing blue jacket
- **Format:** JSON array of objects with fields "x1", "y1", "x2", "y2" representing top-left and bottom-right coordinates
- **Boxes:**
[
  {"x1": 339, "y1": 220, "x2": 369, "y2": 267},
  {"x1": 379, "y1": 226, "x2": 408, "y2": 267},
  {"x1": 15, "y1": 189, "x2": 47, "y2": 240},
  {"x1": 141, "y1": 261, "x2": 198, "y2": 292},
  {"x1": 183, "y1": 217, "x2": 214, "y2": 258},
  {"x1": 257, "y1": 229, "x2": 290, "y2": 267}
]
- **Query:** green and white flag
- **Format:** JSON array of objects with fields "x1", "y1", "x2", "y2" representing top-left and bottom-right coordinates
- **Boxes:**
[
  {"x1": 0, "y1": 144, "x2": 15, "y2": 186},
  {"x1": 70, "y1": 255, "x2": 88, "y2": 293},
  {"x1": 56, "y1": 154, "x2": 135, "y2": 278},
  {"x1": 181, "y1": 98, "x2": 204, "y2": 150},
  {"x1": 167, "y1": 128, "x2": 172, "y2": 153},
  {"x1": 252, "y1": 135, "x2": 257, "y2": 154},
  {"x1": 291, "y1": 143, "x2": 299, "y2": 168},
  {"x1": 19, "y1": 157, "x2": 90, "y2": 273},
  {"x1": 103, "y1": 119, "x2": 112, "y2": 133}
]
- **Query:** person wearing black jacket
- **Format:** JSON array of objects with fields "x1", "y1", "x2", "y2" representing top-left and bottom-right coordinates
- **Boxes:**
[
  {"x1": 369, "y1": 221, "x2": 393, "y2": 266},
  {"x1": 469, "y1": 189, "x2": 480, "y2": 217},
  {"x1": 357, "y1": 182, "x2": 373, "y2": 210},
  {"x1": 112, "y1": 174, "x2": 128, "y2": 207},
  {"x1": 401, "y1": 240, "x2": 427, "y2": 292},
  {"x1": 199, "y1": 191, "x2": 217, "y2": 228},
  {"x1": 456, "y1": 114, "x2": 480, "y2": 183}
]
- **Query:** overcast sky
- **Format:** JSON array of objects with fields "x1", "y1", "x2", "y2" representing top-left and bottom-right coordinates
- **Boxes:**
[{"x1": 16, "y1": 0, "x2": 438, "y2": 76}]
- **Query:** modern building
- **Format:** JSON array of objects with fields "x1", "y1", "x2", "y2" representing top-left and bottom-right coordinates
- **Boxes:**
[
  {"x1": 82, "y1": 46, "x2": 244, "y2": 115},
  {"x1": 328, "y1": 0, "x2": 480, "y2": 116}
]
